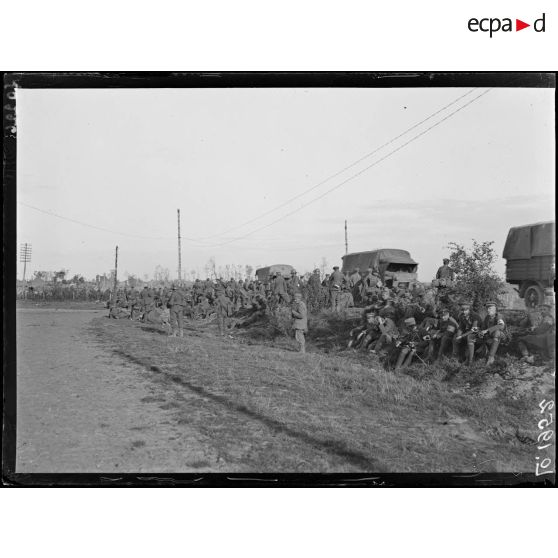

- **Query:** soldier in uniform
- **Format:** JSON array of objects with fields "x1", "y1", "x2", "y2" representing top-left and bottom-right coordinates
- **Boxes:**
[
  {"x1": 348, "y1": 267, "x2": 362, "y2": 303},
  {"x1": 329, "y1": 266, "x2": 345, "y2": 312},
  {"x1": 431, "y1": 308, "x2": 459, "y2": 360},
  {"x1": 370, "y1": 312, "x2": 399, "y2": 354},
  {"x1": 394, "y1": 317, "x2": 423, "y2": 369},
  {"x1": 436, "y1": 258, "x2": 455, "y2": 281},
  {"x1": 214, "y1": 285, "x2": 234, "y2": 336},
  {"x1": 287, "y1": 269, "x2": 301, "y2": 297},
  {"x1": 516, "y1": 304, "x2": 555, "y2": 363},
  {"x1": 475, "y1": 301, "x2": 506, "y2": 365},
  {"x1": 452, "y1": 301, "x2": 481, "y2": 365},
  {"x1": 291, "y1": 292, "x2": 308, "y2": 353},
  {"x1": 272, "y1": 271, "x2": 290, "y2": 305},
  {"x1": 127, "y1": 287, "x2": 139, "y2": 320},
  {"x1": 167, "y1": 284, "x2": 185, "y2": 337},
  {"x1": 139, "y1": 285, "x2": 152, "y2": 319}
]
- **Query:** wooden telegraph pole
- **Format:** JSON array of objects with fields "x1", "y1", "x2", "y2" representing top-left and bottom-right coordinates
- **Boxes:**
[
  {"x1": 344, "y1": 220, "x2": 348, "y2": 256},
  {"x1": 20, "y1": 243, "x2": 32, "y2": 282},
  {"x1": 177, "y1": 209, "x2": 182, "y2": 283},
  {"x1": 112, "y1": 245, "x2": 119, "y2": 305}
]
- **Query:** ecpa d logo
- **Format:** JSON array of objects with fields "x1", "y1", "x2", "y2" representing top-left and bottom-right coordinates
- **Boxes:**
[{"x1": 468, "y1": 13, "x2": 545, "y2": 37}]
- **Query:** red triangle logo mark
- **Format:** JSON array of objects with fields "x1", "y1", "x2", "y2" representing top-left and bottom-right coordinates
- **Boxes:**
[{"x1": 516, "y1": 19, "x2": 530, "y2": 31}]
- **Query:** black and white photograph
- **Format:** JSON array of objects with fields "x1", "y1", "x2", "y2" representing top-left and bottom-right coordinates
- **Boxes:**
[{"x1": 3, "y1": 72, "x2": 556, "y2": 484}]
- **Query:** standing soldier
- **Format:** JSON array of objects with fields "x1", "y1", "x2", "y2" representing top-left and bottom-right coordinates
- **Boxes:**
[
  {"x1": 329, "y1": 266, "x2": 345, "y2": 312},
  {"x1": 272, "y1": 271, "x2": 290, "y2": 305},
  {"x1": 128, "y1": 287, "x2": 138, "y2": 320},
  {"x1": 167, "y1": 284, "x2": 185, "y2": 337},
  {"x1": 139, "y1": 285, "x2": 151, "y2": 319},
  {"x1": 436, "y1": 258, "x2": 455, "y2": 282},
  {"x1": 291, "y1": 292, "x2": 308, "y2": 353},
  {"x1": 288, "y1": 269, "x2": 301, "y2": 297},
  {"x1": 349, "y1": 267, "x2": 362, "y2": 303},
  {"x1": 214, "y1": 284, "x2": 234, "y2": 336},
  {"x1": 453, "y1": 301, "x2": 481, "y2": 365}
]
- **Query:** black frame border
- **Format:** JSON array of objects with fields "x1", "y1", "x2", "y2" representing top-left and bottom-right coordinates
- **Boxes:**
[{"x1": 3, "y1": 71, "x2": 556, "y2": 487}]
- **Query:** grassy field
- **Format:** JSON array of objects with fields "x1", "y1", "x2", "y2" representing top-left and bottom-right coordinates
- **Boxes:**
[{"x1": 89, "y1": 309, "x2": 555, "y2": 473}]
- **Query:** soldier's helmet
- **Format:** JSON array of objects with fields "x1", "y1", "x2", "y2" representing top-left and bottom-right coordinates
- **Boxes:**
[
  {"x1": 443, "y1": 258, "x2": 450, "y2": 264},
  {"x1": 485, "y1": 301, "x2": 497, "y2": 308},
  {"x1": 333, "y1": 266, "x2": 339, "y2": 270}
]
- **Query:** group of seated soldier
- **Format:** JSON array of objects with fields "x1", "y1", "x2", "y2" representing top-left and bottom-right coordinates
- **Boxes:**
[{"x1": 348, "y1": 293, "x2": 555, "y2": 369}]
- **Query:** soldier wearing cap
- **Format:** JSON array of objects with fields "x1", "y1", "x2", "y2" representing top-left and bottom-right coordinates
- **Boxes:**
[
  {"x1": 287, "y1": 269, "x2": 301, "y2": 297},
  {"x1": 432, "y1": 308, "x2": 459, "y2": 360},
  {"x1": 329, "y1": 266, "x2": 345, "y2": 312},
  {"x1": 436, "y1": 258, "x2": 455, "y2": 282},
  {"x1": 214, "y1": 284, "x2": 234, "y2": 335},
  {"x1": 127, "y1": 287, "x2": 139, "y2": 320},
  {"x1": 476, "y1": 301, "x2": 506, "y2": 365},
  {"x1": 291, "y1": 292, "x2": 308, "y2": 353},
  {"x1": 349, "y1": 307, "x2": 374, "y2": 350},
  {"x1": 348, "y1": 267, "x2": 362, "y2": 302},
  {"x1": 394, "y1": 317, "x2": 423, "y2": 369},
  {"x1": 272, "y1": 271, "x2": 290, "y2": 305},
  {"x1": 370, "y1": 312, "x2": 399, "y2": 353},
  {"x1": 167, "y1": 283, "x2": 185, "y2": 337},
  {"x1": 361, "y1": 267, "x2": 382, "y2": 299},
  {"x1": 139, "y1": 285, "x2": 152, "y2": 319},
  {"x1": 452, "y1": 301, "x2": 481, "y2": 365},
  {"x1": 516, "y1": 304, "x2": 555, "y2": 363}
]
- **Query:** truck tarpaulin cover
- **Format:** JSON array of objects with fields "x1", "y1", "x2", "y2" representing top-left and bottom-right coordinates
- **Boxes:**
[
  {"x1": 255, "y1": 264, "x2": 294, "y2": 281},
  {"x1": 342, "y1": 250, "x2": 417, "y2": 272},
  {"x1": 503, "y1": 222, "x2": 555, "y2": 260}
]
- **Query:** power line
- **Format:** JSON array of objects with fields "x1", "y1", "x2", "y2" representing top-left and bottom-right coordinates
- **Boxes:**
[
  {"x1": 17, "y1": 201, "x2": 207, "y2": 244},
  {"x1": 196, "y1": 88, "x2": 480, "y2": 240},
  {"x1": 204, "y1": 88, "x2": 492, "y2": 248}
]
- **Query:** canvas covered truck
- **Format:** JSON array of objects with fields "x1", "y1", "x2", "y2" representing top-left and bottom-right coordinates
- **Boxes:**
[
  {"x1": 503, "y1": 221, "x2": 555, "y2": 308},
  {"x1": 255, "y1": 264, "x2": 295, "y2": 284},
  {"x1": 341, "y1": 249, "x2": 418, "y2": 289}
]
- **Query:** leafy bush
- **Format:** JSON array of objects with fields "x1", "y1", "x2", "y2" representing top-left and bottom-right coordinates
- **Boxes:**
[{"x1": 447, "y1": 240, "x2": 507, "y2": 311}]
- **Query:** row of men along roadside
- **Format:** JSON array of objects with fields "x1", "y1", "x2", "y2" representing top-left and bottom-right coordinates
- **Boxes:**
[{"x1": 107, "y1": 258, "x2": 555, "y2": 367}]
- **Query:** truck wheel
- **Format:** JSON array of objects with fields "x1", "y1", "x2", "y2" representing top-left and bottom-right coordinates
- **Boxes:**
[{"x1": 524, "y1": 284, "x2": 544, "y2": 308}]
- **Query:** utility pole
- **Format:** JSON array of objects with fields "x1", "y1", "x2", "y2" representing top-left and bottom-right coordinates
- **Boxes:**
[
  {"x1": 177, "y1": 208, "x2": 182, "y2": 283},
  {"x1": 344, "y1": 220, "x2": 348, "y2": 256},
  {"x1": 112, "y1": 245, "x2": 118, "y2": 304},
  {"x1": 20, "y1": 243, "x2": 32, "y2": 282}
]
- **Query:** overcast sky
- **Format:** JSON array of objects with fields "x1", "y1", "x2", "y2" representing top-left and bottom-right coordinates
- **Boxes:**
[{"x1": 16, "y1": 86, "x2": 555, "y2": 281}]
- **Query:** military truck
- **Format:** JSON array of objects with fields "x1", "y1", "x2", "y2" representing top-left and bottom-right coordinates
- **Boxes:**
[
  {"x1": 503, "y1": 221, "x2": 555, "y2": 308},
  {"x1": 255, "y1": 264, "x2": 295, "y2": 283},
  {"x1": 341, "y1": 249, "x2": 418, "y2": 289}
]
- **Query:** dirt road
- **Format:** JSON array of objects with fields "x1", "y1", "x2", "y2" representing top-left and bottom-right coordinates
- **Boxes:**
[{"x1": 16, "y1": 308, "x2": 228, "y2": 473}]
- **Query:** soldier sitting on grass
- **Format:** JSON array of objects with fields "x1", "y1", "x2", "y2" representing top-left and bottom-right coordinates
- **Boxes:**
[
  {"x1": 516, "y1": 304, "x2": 555, "y2": 364},
  {"x1": 474, "y1": 301, "x2": 507, "y2": 366}
]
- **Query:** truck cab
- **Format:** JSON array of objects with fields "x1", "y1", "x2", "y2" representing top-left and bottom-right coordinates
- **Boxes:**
[
  {"x1": 341, "y1": 249, "x2": 418, "y2": 289},
  {"x1": 503, "y1": 221, "x2": 555, "y2": 308}
]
